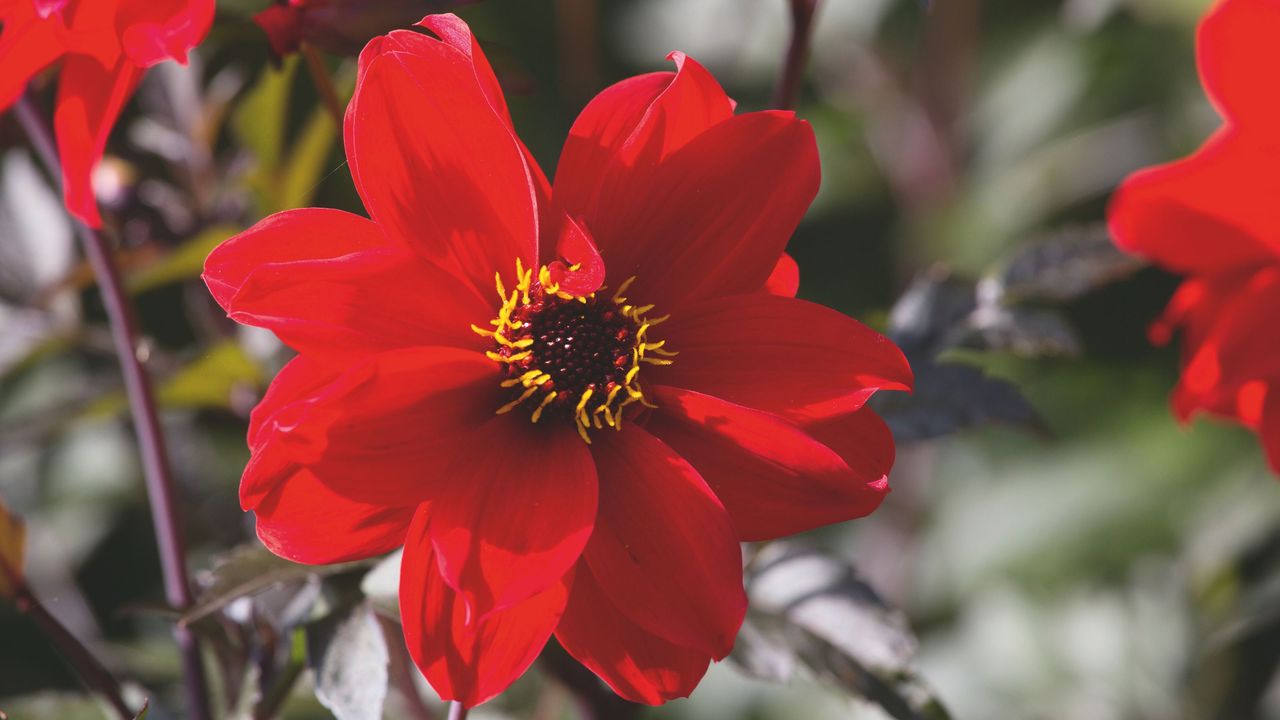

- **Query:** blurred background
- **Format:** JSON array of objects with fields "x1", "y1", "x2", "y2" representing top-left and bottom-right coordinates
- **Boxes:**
[{"x1": 3, "y1": 0, "x2": 1279, "y2": 718}]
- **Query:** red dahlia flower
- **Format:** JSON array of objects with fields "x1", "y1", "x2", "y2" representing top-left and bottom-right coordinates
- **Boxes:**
[
  {"x1": 1108, "y1": 0, "x2": 1280, "y2": 475},
  {"x1": 204, "y1": 14, "x2": 912, "y2": 707},
  {"x1": 0, "y1": 0, "x2": 213, "y2": 227}
]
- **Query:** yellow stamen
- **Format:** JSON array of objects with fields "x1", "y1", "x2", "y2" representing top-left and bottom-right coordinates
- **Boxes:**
[
  {"x1": 496, "y1": 385, "x2": 539, "y2": 414},
  {"x1": 531, "y1": 392, "x2": 557, "y2": 423}
]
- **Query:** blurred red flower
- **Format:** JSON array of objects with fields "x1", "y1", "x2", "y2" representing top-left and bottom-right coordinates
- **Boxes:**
[
  {"x1": 254, "y1": 0, "x2": 475, "y2": 57},
  {"x1": 1109, "y1": 0, "x2": 1280, "y2": 475},
  {"x1": 204, "y1": 14, "x2": 912, "y2": 707},
  {"x1": 0, "y1": 0, "x2": 214, "y2": 227}
]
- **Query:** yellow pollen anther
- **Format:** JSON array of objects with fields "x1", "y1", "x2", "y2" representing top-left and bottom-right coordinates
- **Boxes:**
[
  {"x1": 575, "y1": 388, "x2": 595, "y2": 415},
  {"x1": 496, "y1": 385, "x2": 540, "y2": 415},
  {"x1": 531, "y1": 391, "x2": 558, "y2": 423},
  {"x1": 479, "y1": 264, "x2": 671, "y2": 442}
]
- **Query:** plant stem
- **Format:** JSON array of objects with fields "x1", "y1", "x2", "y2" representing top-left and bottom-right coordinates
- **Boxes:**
[
  {"x1": 13, "y1": 92, "x2": 212, "y2": 720},
  {"x1": 302, "y1": 43, "x2": 346, "y2": 127},
  {"x1": 773, "y1": 0, "x2": 820, "y2": 110},
  {"x1": 13, "y1": 583, "x2": 134, "y2": 719},
  {"x1": 447, "y1": 701, "x2": 468, "y2": 720}
]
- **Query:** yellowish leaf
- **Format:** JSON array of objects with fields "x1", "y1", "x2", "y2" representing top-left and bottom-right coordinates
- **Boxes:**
[{"x1": 0, "y1": 499, "x2": 26, "y2": 598}]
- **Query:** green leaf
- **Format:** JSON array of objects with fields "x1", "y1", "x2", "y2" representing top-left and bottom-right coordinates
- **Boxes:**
[
  {"x1": 86, "y1": 341, "x2": 264, "y2": 416},
  {"x1": 232, "y1": 57, "x2": 349, "y2": 214},
  {"x1": 233, "y1": 57, "x2": 299, "y2": 203},
  {"x1": 155, "y1": 342, "x2": 263, "y2": 411},
  {"x1": 305, "y1": 602, "x2": 389, "y2": 720},
  {"x1": 280, "y1": 103, "x2": 342, "y2": 211}
]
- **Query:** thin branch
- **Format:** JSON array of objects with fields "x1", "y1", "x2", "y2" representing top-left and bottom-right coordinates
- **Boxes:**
[
  {"x1": 302, "y1": 43, "x2": 346, "y2": 127},
  {"x1": 555, "y1": 0, "x2": 602, "y2": 109},
  {"x1": 773, "y1": 0, "x2": 821, "y2": 110},
  {"x1": 10, "y1": 580, "x2": 133, "y2": 719},
  {"x1": 13, "y1": 91, "x2": 212, "y2": 720}
]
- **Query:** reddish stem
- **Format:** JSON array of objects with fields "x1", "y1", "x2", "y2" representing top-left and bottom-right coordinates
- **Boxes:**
[
  {"x1": 773, "y1": 0, "x2": 821, "y2": 110},
  {"x1": 301, "y1": 43, "x2": 345, "y2": 128},
  {"x1": 447, "y1": 701, "x2": 468, "y2": 720},
  {"x1": 10, "y1": 579, "x2": 133, "y2": 719},
  {"x1": 13, "y1": 92, "x2": 212, "y2": 720}
]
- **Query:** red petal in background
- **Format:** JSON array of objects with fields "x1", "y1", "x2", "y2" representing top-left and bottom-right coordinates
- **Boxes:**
[
  {"x1": 1108, "y1": 130, "x2": 1280, "y2": 275},
  {"x1": 1198, "y1": 0, "x2": 1280, "y2": 130}
]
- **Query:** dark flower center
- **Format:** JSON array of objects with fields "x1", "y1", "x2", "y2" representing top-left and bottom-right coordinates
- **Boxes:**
[{"x1": 474, "y1": 261, "x2": 674, "y2": 442}]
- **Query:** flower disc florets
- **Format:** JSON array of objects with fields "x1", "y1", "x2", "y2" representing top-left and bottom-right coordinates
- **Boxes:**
[{"x1": 474, "y1": 260, "x2": 674, "y2": 442}]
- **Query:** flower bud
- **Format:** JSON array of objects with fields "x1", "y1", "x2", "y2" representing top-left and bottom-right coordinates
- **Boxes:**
[{"x1": 254, "y1": 0, "x2": 478, "y2": 57}]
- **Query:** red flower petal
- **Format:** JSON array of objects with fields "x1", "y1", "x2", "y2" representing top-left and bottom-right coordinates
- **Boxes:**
[
  {"x1": 53, "y1": 54, "x2": 144, "y2": 228},
  {"x1": 401, "y1": 507, "x2": 569, "y2": 708},
  {"x1": 0, "y1": 8, "x2": 65, "y2": 111},
  {"x1": 654, "y1": 293, "x2": 913, "y2": 421},
  {"x1": 115, "y1": 0, "x2": 214, "y2": 66},
  {"x1": 204, "y1": 209, "x2": 490, "y2": 360},
  {"x1": 63, "y1": 1, "x2": 127, "y2": 68},
  {"x1": 556, "y1": 564, "x2": 710, "y2": 705},
  {"x1": 415, "y1": 14, "x2": 512, "y2": 128},
  {"x1": 764, "y1": 252, "x2": 799, "y2": 297},
  {"x1": 592, "y1": 111, "x2": 819, "y2": 307},
  {"x1": 1197, "y1": 0, "x2": 1280, "y2": 129},
  {"x1": 370, "y1": 15, "x2": 555, "y2": 228},
  {"x1": 240, "y1": 347, "x2": 499, "y2": 509},
  {"x1": 804, "y1": 405, "x2": 897, "y2": 488},
  {"x1": 346, "y1": 26, "x2": 540, "y2": 295},
  {"x1": 253, "y1": 4, "x2": 302, "y2": 57},
  {"x1": 252, "y1": 467, "x2": 414, "y2": 565},
  {"x1": 429, "y1": 416, "x2": 596, "y2": 623},
  {"x1": 546, "y1": 214, "x2": 606, "y2": 297},
  {"x1": 1172, "y1": 268, "x2": 1280, "y2": 423},
  {"x1": 1108, "y1": 130, "x2": 1280, "y2": 274},
  {"x1": 647, "y1": 387, "x2": 889, "y2": 541},
  {"x1": 245, "y1": 354, "x2": 340, "y2": 456},
  {"x1": 583, "y1": 427, "x2": 746, "y2": 659},
  {"x1": 554, "y1": 52, "x2": 733, "y2": 231}
]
